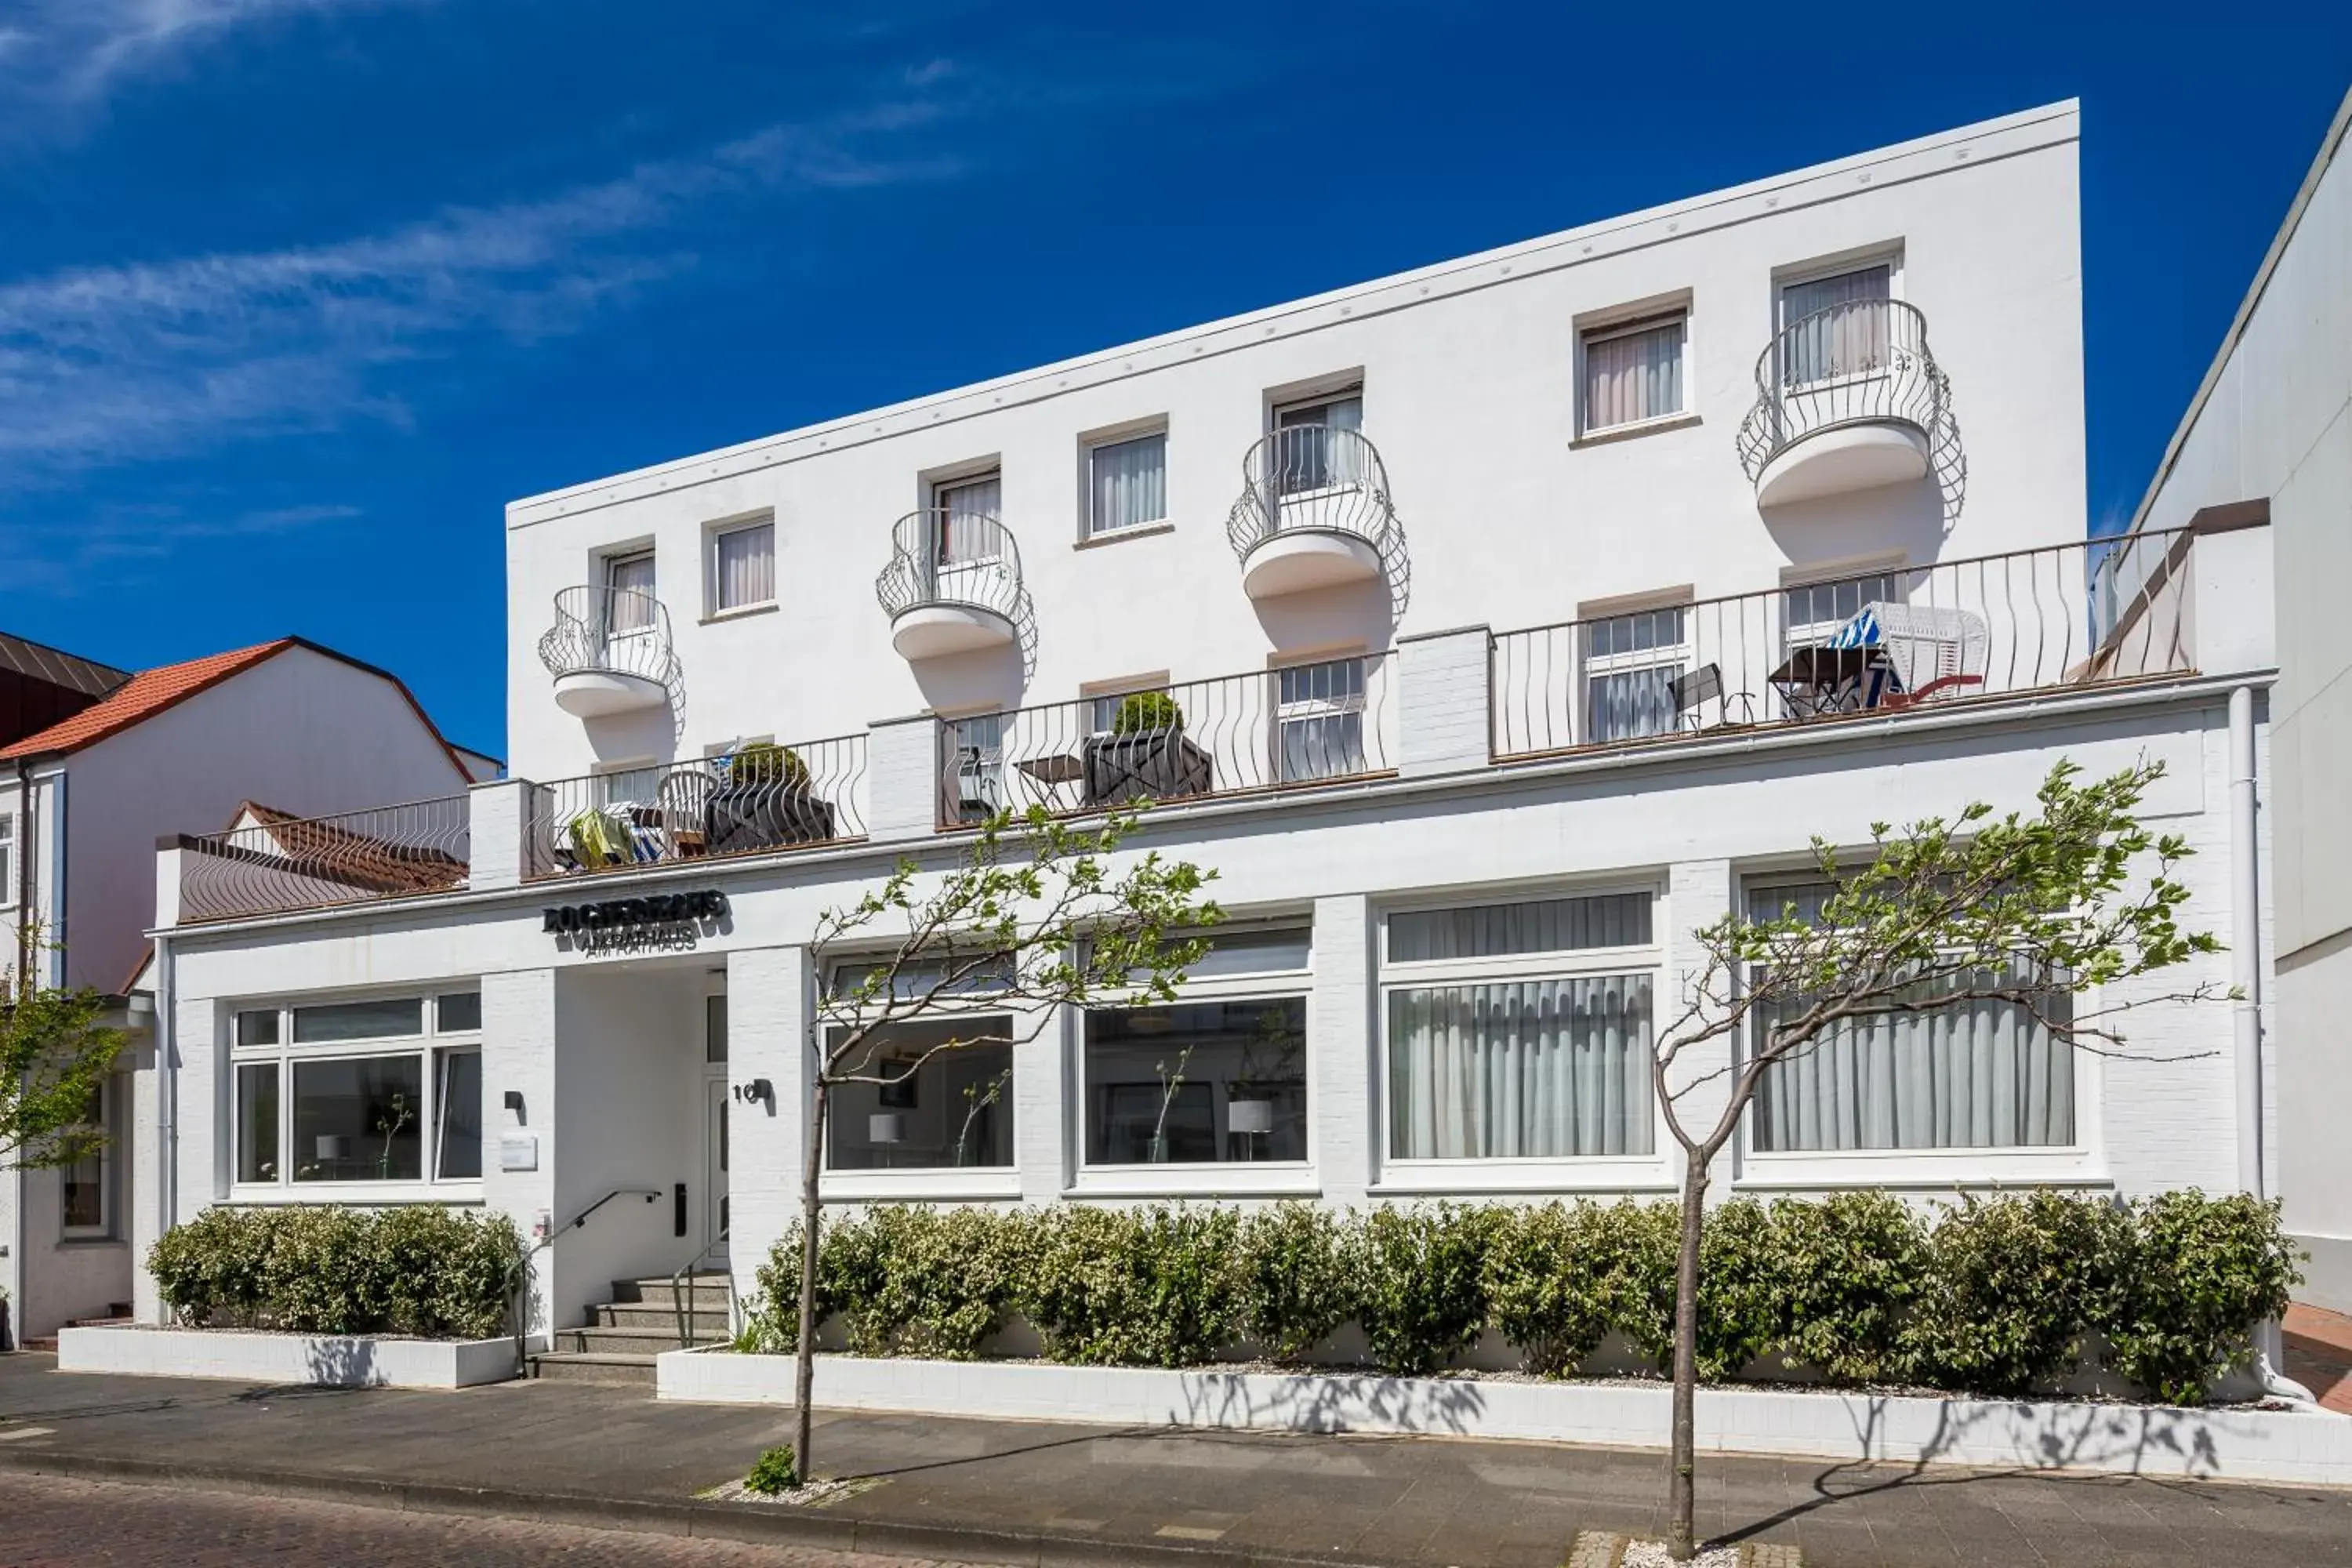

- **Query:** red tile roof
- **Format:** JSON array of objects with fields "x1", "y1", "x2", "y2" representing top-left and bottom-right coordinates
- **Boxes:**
[{"x1": 0, "y1": 641, "x2": 294, "y2": 760}]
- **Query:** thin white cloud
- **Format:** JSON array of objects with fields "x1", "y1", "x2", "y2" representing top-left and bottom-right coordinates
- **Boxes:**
[
  {"x1": 0, "y1": 114, "x2": 957, "y2": 478},
  {"x1": 2, "y1": 0, "x2": 431, "y2": 103}
]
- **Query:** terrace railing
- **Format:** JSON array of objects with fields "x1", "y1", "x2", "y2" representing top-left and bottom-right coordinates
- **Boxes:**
[
  {"x1": 1489, "y1": 533, "x2": 2193, "y2": 763},
  {"x1": 1736, "y1": 298, "x2": 1950, "y2": 484},
  {"x1": 1227, "y1": 426, "x2": 1399, "y2": 560},
  {"x1": 875, "y1": 509, "x2": 1029, "y2": 628},
  {"x1": 938, "y1": 652, "x2": 1396, "y2": 826},
  {"x1": 525, "y1": 735, "x2": 869, "y2": 879},
  {"x1": 176, "y1": 797, "x2": 472, "y2": 923}
]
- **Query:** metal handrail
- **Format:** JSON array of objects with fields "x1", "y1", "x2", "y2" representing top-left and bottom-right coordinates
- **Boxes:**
[
  {"x1": 669, "y1": 1232, "x2": 739, "y2": 1350},
  {"x1": 524, "y1": 736, "x2": 870, "y2": 880},
  {"x1": 1735, "y1": 299, "x2": 1951, "y2": 482},
  {"x1": 176, "y1": 795, "x2": 472, "y2": 922},
  {"x1": 1226, "y1": 425, "x2": 1399, "y2": 558},
  {"x1": 503, "y1": 1187, "x2": 661, "y2": 1377},
  {"x1": 537, "y1": 585, "x2": 680, "y2": 688},
  {"x1": 875, "y1": 508, "x2": 1029, "y2": 626}
]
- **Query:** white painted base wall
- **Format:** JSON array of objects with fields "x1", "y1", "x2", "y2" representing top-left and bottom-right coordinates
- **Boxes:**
[
  {"x1": 657, "y1": 1348, "x2": 2352, "y2": 1488},
  {"x1": 56, "y1": 1326, "x2": 517, "y2": 1388}
]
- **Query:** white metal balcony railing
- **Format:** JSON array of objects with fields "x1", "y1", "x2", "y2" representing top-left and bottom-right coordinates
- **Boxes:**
[
  {"x1": 524, "y1": 734, "x2": 869, "y2": 879},
  {"x1": 1734, "y1": 299, "x2": 1951, "y2": 486},
  {"x1": 175, "y1": 797, "x2": 472, "y2": 923},
  {"x1": 938, "y1": 653, "x2": 1396, "y2": 827},
  {"x1": 874, "y1": 510, "x2": 1031, "y2": 657},
  {"x1": 1226, "y1": 425, "x2": 1400, "y2": 564},
  {"x1": 1488, "y1": 532, "x2": 2194, "y2": 762},
  {"x1": 537, "y1": 585, "x2": 681, "y2": 713}
]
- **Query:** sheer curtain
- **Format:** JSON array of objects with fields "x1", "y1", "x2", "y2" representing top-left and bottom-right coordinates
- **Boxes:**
[
  {"x1": 1778, "y1": 265, "x2": 1892, "y2": 386},
  {"x1": 1388, "y1": 974, "x2": 1653, "y2": 1158},
  {"x1": 1390, "y1": 894, "x2": 1652, "y2": 962},
  {"x1": 1583, "y1": 318, "x2": 1684, "y2": 431},
  {"x1": 604, "y1": 552, "x2": 655, "y2": 632},
  {"x1": 1089, "y1": 433, "x2": 1167, "y2": 536},
  {"x1": 715, "y1": 523, "x2": 774, "y2": 610},
  {"x1": 937, "y1": 476, "x2": 1000, "y2": 561}
]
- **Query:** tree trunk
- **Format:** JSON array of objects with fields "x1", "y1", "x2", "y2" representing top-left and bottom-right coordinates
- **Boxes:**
[
  {"x1": 793, "y1": 1077, "x2": 829, "y2": 1481},
  {"x1": 1667, "y1": 1152, "x2": 1709, "y2": 1561}
]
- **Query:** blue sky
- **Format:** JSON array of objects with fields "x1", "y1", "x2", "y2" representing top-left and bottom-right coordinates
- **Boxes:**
[{"x1": 2, "y1": 1, "x2": 2346, "y2": 757}]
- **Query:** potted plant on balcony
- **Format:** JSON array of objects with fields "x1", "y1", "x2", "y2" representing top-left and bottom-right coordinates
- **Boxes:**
[
  {"x1": 706, "y1": 742, "x2": 836, "y2": 854},
  {"x1": 1083, "y1": 691, "x2": 1213, "y2": 807}
]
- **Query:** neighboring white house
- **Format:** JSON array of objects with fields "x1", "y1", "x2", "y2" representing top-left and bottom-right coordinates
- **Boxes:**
[
  {"x1": 137, "y1": 101, "x2": 2284, "y2": 1377},
  {"x1": 2099, "y1": 84, "x2": 2352, "y2": 1314},
  {"x1": 0, "y1": 633, "x2": 492, "y2": 1345}
]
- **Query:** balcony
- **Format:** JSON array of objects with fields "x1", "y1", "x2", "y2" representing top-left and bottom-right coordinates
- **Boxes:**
[
  {"x1": 1735, "y1": 299, "x2": 1952, "y2": 508},
  {"x1": 175, "y1": 797, "x2": 472, "y2": 923},
  {"x1": 937, "y1": 653, "x2": 1395, "y2": 826},
  {"x1": 876, "y1": 510, "x2": 1029, "y2": 661},
  {"x1": 1226, "y1": 426, "x2": 1399, "y2": 599},
  {"x1": 525, "y1": 734, "x2": 869, "y2": 879},
  {"x1": 538, "y1": 586, "x2": 679, "y2": 717},
  {"x1": 1488, "y1": 534, "x2": 2191, "y2": 762}
]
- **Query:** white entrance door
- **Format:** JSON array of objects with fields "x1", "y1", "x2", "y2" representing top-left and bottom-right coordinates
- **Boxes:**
[{"x1": 704, "y1": 1076, "x2": 731, "y2": 1259}]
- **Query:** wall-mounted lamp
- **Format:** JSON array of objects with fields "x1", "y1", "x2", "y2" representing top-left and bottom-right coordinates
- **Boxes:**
[
  {"x1": 503, "y1": 1091, "x2": 526, "y2": 1116},
  {"x1": 734, "y1": 1079, "x2": 773, "y2": 1105}
]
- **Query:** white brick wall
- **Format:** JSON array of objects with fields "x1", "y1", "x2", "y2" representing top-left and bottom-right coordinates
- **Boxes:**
[
  {"x1": 1396, "y1": 626, "x2": 1492, "y2": 779},
  {"x1": 466, "y1": 779, "x2": 531, "y2": 891},
  {"x1": 1665, "y1": 860, "x2": 1733, "y2": 1190},
  {"x1": 726, "y1": 944, "x2": 811, "y2": 1314},
  {"x1": 1312, "y1": 895, "x2": 1374, "y2": 1204},
  {"x1": 481, "y1": 967, "x2": 557, "y2": 1336},
  {"x1": 866, "y1": 716, "x2": 941, "y2": 842}
]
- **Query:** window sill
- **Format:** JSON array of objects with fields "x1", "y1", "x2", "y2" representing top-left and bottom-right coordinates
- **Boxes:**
[
  {"x1": 227, "y1": 1183, "x2": 486, "y2": 1206},
  {"x1": 1066, "y1": 1164, "x2": 1318, "y2": 1200},
  {"x1": 56, "y1": 1235, "x2": 128, "y2": 1249},
  {"x1": 1074, "y1": 521, "x2": 1175, "y2": 551},
  {"x1": 1570, "y1": 412, "x2": 1702, "y2": 449},
  {"x1": 700, "y1": 602, "x2": 779, "y2": 626},
  {"x1": 820, "y1": 1169, "x2": 1022, "y2": 1203},
  {"x1": 1736, "y1": 1148, "x2": 2103, "y2": 1191},
  {"x1": 1375, "y1": 1156, "x2": 1673, "y2": 1197}
]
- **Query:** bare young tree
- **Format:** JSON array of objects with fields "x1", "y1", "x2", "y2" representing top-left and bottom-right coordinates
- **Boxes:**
[
  {"x1": 1651, "y1": 759, "x2": 2222, "y2": 1560},
  {"x1": 786, "y1": 804, "x2": 1222, "y2": 1479}
]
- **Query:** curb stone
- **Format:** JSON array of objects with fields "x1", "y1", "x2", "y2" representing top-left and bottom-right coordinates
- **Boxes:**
[{"x1": 1568, "y1": 1535, "x2": 1802, "y2": 1567}]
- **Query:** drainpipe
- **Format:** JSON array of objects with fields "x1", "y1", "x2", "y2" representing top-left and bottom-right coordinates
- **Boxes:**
[
  {"x1": 2229, "y1": 683, "x2": 2316, "y2": 1405},
  {"x1": 154, "y1": 930, "x2": 175, "y2": 1324}
]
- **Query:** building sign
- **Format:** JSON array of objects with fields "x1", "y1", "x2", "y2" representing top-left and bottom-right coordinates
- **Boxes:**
[{"x1": 543, "y1": 890, "x2": 731, "y2": 955}]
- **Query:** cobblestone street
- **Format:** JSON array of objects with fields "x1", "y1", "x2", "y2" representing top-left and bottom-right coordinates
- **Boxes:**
[{"x1": 0, "y1": 1473, "x2": 968, "y2": 1568}]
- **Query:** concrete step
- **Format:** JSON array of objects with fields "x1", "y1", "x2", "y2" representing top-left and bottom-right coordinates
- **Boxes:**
[
  {"x1": 591, "y1": 1301, "x2": 731, "y2": 1332},
  {"x1": 611, "y1": 1279, "x2": 731, "y2": 1309},
  {"x1": 529, "y1": 1351, "x2": 658, "y2": 1386},
  {"x1": 552, "y1": 1324, "x2": 727, "y2": 1356}
]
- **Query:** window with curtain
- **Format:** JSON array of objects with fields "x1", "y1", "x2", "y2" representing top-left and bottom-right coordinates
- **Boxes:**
[
  {"x1": 604, "y1": 550, "x2": 656, "y2": 632},
  {"x1": 935, "y1": 474, "x2": 1001, "y2": 562},
  {"x1": 1581, "y1": 314, "x2": 1686, "y2": 434},
  {"x1": 1276, "y1": 657, "x2": 1366, "y2": 782},
  {"x1": 946, "y1": 712, "x2": 1005, "y2": 823},
  {"x1": 713, "y1": 521, "x2": 775, "y2": 611},
  {"x1": 1272, "y1": 394, "x2": 1364, "y2": 494},
  {"x1": 1777, "y1": 264, "x2": 1893, "y2": 387},
  {"x1": 1384, "y1": 891, "x2": 1658, "y2": 1160},
  {"x1": 1582, "y1": 605, "x2": 1688, "y2": 742},
  {"x1": 1087, "y1": 431, "x2": 1167, "y2": 537},
  {"x1": 0, "y1": 814, "x2": 13, "y2": 906},
  {"x1": 1744, "y1": 880, "x2": 2075, "y2": 1152}
]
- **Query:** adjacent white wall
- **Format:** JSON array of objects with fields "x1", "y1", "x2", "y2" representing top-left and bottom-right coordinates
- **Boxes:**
[
  {"x1": 2114, "y1": 86, "x2": 2352, "y2": 1309},
  {"x1": 503, "y1": 104, "x2": 2087, "y2": 786}
]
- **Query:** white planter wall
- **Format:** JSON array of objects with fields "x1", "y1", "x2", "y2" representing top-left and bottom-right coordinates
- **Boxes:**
[
  {"x1": 658, "y1": 1348, "x2": 2352, "y2": 1487},
  {"x1": 56, "y1": 1326, "x2": 517, "y2": 1388}
]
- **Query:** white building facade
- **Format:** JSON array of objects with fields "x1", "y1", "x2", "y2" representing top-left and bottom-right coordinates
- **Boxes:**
[{"x1": 137, "y1": 102, "x2": 2287, "y2": 1357}]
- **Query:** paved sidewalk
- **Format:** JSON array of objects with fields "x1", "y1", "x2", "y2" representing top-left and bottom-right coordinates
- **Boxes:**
[
  {"x1": 2287, "y1": 1302, "x2": 2352, "y2": 1415},
  {"x1": 3, "y1": 1352, "x2": 2350, "y2": 1567}
]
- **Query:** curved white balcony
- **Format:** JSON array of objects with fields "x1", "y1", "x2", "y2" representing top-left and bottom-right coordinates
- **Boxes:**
[
  {"x1": 1226, "y1": 426, "x2": 1398, "y2": 599},
  {"x1": 537, "y1": 586, "x2": 677, "y2": 717},
  {"x1": 1737, "y1": 299, "x2": 1951, "y2": 507},
  {"x1": 875, "y1": 510, "x2": 1028, "y2": 661}
]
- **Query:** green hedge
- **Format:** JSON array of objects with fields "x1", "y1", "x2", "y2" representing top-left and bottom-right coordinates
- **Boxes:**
[
  {"x1": 746, "y1": 1191, "x2": 2296, "y2": 1405},
  {"x1": 148, "y1": 1205, "x2": 524, "y2": 1340}
]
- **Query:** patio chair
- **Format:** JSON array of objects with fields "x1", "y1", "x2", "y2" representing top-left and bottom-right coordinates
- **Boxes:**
[
  {"x1": 1668, "y1": 663, "x2": 1759, "y2": 731},
  {"x1": 1869, "y1": 603, "x2": 1989, "y2": 707}
]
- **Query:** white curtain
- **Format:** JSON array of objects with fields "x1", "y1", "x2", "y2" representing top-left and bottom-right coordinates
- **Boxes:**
[
  {"x1": 1390, "y1": 894, "x2": 1653, "y2": 963},
  {"x1": 937, "y1": 476, "x2": 1000, "y2": 561},
  {"x1": 1274, "y1": 396, "x2": 1363, "y2": 492},
  {"x1": 1778, "y1": 266, "x2": 1891, "y2": 386},
  {"x1": 604, "y1": 553, "x2": 655, "y2": 631},
  {"x1": 1388, "y1": 974, "x2": 1654, "y2": 1158},
  {"x1": 715, "y1": 524, "x2": 773, "y2": 610},
  {"x1": 1583, "y1": 319, "x2": 1684, "y2": 430},
  {"x1": 1089, "y1": 433, "x2": 1167, "y2": 535}
]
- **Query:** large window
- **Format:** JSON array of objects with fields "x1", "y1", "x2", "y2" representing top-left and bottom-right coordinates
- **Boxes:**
[
  {"x1": 1581, "y1": 314, "x2": 1686, "y2": 434},
  {"x1": 1082, "y1": 924, "x2": 1312, "y2": 1167},
  {"x1": 60, "y1": 1079, "x2": 115, "y2": 1239},
  {"x1": 1384, "y1": 892, "x2": 1658, "y2": 1160},
  {"x1": 711, "y1": 519, "x2": 775, "y2": 612},
  {"x1": 230, "y1": 991, "x2": 483, "y2": 1189},
  {"x1": 1744, "y1": 880, "x2": 2075, "y2": 1152},
  {"x1": 1582, "y1": 606, "x2": 1689, "y2": 742},
  {"x1": 1087, "y1": 430, "x2": 1167, "y2": 538},
  {"x1": 826, "y1": 1017, "x2": 1014, "y2": 1171}
]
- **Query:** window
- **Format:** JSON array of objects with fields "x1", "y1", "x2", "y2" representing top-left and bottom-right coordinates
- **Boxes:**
[
  {"x1": 60, "y1": 1080, "x2": 114, "y2": 1238},
  {"x1": 1583, "y1": 606, "x2": 1688, "y2": 742},
  {"x1": 1744, "y1": 880, "x2": 2074, "y2": 1152},
  {"x1": 825, "y1": 953, "x2": 1017, "y2": 1001},
  {"x1": 1087, "y1": 684, "x2": 1169, "y2": 736},
  {"x1": 1276, "y1": 657, "x2": 1367, "y2": 782},
  {"x1": 1783, "y1": 571, "x2": 1905, "y2": 651},
  {"x1": 826, "y1": 1017, "x2": 1015, "y2": 1170},
  {"x1": 712, "y1": 520, "x2": 775, "y2": 612},
  {"x1": 1084, "y1": 999, "x2": 1307, "y2": 1164},
  {"x1": 0, "y1": 814, "x2": 13, "y2": 907},
  {"x1": 706, "y1": 993, "x2": 729, "y2": 1065},
  {"x1": 1777, "y1": 264, "x2": 1893, "y2": 388},
  {"x1": 1383, "y1": 891, "x2": 1659, "y2": 1160},
  {"x1": 604, "y1": 550, "x2": 656, "y2": 633},
  {"x1": 1582, "y1": 314, "x2": 1686, "y2": 434},
  {"x1": 231, "y1": 991, "x2": 483, "y2": 1189},
  {"x1": 1087, "y1": 430, "x2": 1167, "y2": 538},
  {"x1": 945, "y1": 712, "x2": 1005, "y2": 824},
  {"x1": 1271, "y1": 393, "x2": 1364, "y2": 495},
  {"x1": 934, "y1": 474, "x2": 1001, "y2": 562}
]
